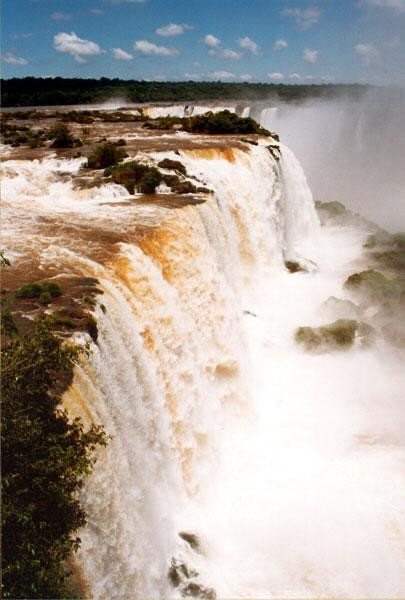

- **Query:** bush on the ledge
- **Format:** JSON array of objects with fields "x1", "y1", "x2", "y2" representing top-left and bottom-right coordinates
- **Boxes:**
[
  {"x1": 185, "y1": 110, "x2": 271, "y2": 136},
  {"x1": 50, "y1": 122, "x2": 75, "y2": 148},
  {"x1": 1, "y1": 318, "x2": 107, "y2": 599},
  {"x1": 86, "y1": 142, "x2": 127, "y2": 169}
]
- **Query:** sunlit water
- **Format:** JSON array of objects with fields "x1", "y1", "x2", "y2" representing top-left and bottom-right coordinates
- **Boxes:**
[{"x1": 1, "y1": 137, "x2": 404, "y2": 599}]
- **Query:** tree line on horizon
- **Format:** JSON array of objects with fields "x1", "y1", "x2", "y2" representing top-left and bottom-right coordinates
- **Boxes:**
[{"x1": 1, "y1": 77, "x2": 369, "y2": 107}]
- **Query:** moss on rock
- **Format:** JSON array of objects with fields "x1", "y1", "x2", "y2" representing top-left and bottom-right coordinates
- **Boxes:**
[{"x1": 295, "y1": 319, "x2": 359, "y2": 351}]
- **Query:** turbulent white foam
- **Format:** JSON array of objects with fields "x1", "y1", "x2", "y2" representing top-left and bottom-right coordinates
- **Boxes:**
[
  {"x1": 3, "y1": 139, "x2": 404, "y2": 599},
  {"x1": 142, "y1": 105, "x2": 237, "y2": 119}
]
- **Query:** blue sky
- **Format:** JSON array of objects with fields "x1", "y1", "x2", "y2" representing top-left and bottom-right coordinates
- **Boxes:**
[{"x1": 1, "y1": 0, "x2": 404, "y2": 85}]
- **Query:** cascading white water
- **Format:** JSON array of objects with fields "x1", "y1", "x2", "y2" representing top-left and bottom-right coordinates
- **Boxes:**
[{"x1": 2, "y1": 139, "x2": 404, "y2": 599}]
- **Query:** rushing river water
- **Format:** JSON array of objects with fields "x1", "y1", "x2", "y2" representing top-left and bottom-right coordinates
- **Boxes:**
[{"x1": 1, "y1": 115, "x2": 404, "y2": 599}]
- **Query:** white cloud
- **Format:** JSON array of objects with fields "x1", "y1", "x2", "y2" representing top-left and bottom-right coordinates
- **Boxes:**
[
  {"x1": 1, "y1": 52, "x2": 28, "y2": 65},
  {"x1": 208, "y1": 70, "x2": 235, "y2": 80},
  {"x1": 89, "y1": 8, "x2": 105, "y2": 15},
  {"x1": 112, "y1": 47, "x2": 133, "y2": 60},
  {"x1": 360, "y1": 0, "x2": 405, "y2": 12},
  {"x1": 268, "y1": 72, "x2": 285, "y2": 81},
  {"x1": 237, "y1": 36, "x2": 259, "y2": 55},
  {"x1": 54, "y1": 31, "x2": 104, "y2": 63},
  {"x1": 156, "y1": 23, "x2": 192, "y2": 36},
  {"x1": 281, "y1": 7, "x2": 322, "y2": 29},
  {"x1": 274, "y1": 38, "x2": 288, "y2": 51},
  {"x1": 184, "y1": 72, "x2": 203, "y2": 80},
  {"x1": 289, "y1": 73, "x2": 302, "y2": 80},
  {"x1": 12, "y1": 32, "x2": 33, "y2": 40},
  {"x1": 204, "y1": 34, "x2": 221, "y2": 48},
  {"x1": 221, "y1": 48, "x2": 243, "y2": 59},
  {"x1": 240, "y1": 73, "x2": 253, "y2": 81},
  {"x1": 354, "y1": 43, "x2": 379, "y2": 65},
  {"x1": 303, "y1": 48, "x2": 319, "y2": 63},
  {"x1": 51, "y1": 11, "x2": 72, "y2": 20},
  {"x1": 134, "y1": 40, "x2": 179, "y2": 56},
  {"x1": 321, "y1": 75, "x2": 335, "y2": 82}
]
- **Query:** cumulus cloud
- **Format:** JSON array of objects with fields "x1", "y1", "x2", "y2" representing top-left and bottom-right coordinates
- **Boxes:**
[
  {"x1": 54, "y1": 31, "x2": 104, "y2": 63},
  {"x1": 208, "y1": 70, "x2": 235, "y2": 80},
  {"x1": 1, "y1": 52, "x2": 28, "y2": 65},
  {"x1": 354, "y1": 43, "x2": 379, "y2": 65},
  {"x1": 281, "y1": 6, "x2": 322, "y2": 29},
  {"x1": 240, "y1": 73, "x2": 253, "y2": 81},
  {"x1": 221, "y1": 48, "x2": 243, "y2": 59},
  {"x1": 134, "y1": 40, "x2": 179, "y2": 56},
  {"x1": 268, "y1": 72, "x2": 285, "y2": 81},
  {"x1": 156, "y1": 23, "x2": 192, "y2": 36},
  {"x1": 204, "y1": 34, "x2": 221, "y2": 48},
  {"x1": 51, "y1": 11, "x2": 72, "y2": 20},
  {"x1": 112, "y1": 47, "x2": 133, "y2": 60},
  {"x1": 237, "y1": 36, "x2": 259, "y2": 54},
  {"x1": 274, "y1": 38, "x2": 288, "y2": 51},
  {"x1": 303, "y1": 48, "x2": 319, "y2": 63},
  {"x1": 289, "y1": 72, "x2": 302, "y2": 79},
  {"x1": 360, "y1": 0, "x2": 405, "y2": 11}
]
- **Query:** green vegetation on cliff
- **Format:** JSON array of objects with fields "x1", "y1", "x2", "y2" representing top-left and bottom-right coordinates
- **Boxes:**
[{"x1": 1, "y1": 313, "x2": 107, "y2": 599}]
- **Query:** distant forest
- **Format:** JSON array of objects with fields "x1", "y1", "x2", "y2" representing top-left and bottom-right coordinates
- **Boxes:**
[{"x1": 1, "y1": 78, "x2": 369, "y2": 107}]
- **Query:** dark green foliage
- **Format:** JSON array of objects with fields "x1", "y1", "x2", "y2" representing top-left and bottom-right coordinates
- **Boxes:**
[
  {"x1": 15, "y1": 281, "x2": 62, "y2": 300},
  {"x1": 50, "y1": 122, "x2": 75, "y2": 148},
  {"x1": 295, "y1": 319, "x2": 359, "y2": 351},
  {"x1": 364, "y1": 231, "x2": 405, "y2": 273},
  {"x1": 106, "y1": 161, "x2": 162, "y2": 194},
  {"x1": 344, "y1": 269, "x2": 404, "y2": 302},
  {"x1": 0, "y1": 122, "x2": 47, "y2": 148},
  {"x1": 1, "y1": 311, "x2": 18, "y2": 337},
  {"x1": 185, "y1": 110, "x2": 271, "y2": 136},
  {"x1": 86, "y1": 142, "x2": 127, "y2": 169},
  {"x1": 1, "y1": 318, "x2": 107, "y2": 598},
  {"x1": 158, "y1": 158, "x2": 187, "y2": 175},
  {"x1": 143, "y1": 116, "x2": 183, "y2": 130},
  {"x1": 139, "y1": 168, "x2": 162, "y2": 194},
  {"x1": 1, "y1": 78, "x2": 369, "y2": 107}
]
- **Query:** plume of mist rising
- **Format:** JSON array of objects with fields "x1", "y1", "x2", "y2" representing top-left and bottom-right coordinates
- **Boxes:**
[{"x1": 262, "y1": 87, "x2": 405, "y2": 232}]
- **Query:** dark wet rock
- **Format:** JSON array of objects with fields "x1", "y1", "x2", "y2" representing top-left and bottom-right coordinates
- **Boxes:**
[
  {"x1": 244, "y1": 310, "x2": 257, "y2": 317},
  {"x1": 158, "y1": 158, "x2": 187, "y2": 175},
  {"x1": 71, "y1": 277, "x2": 99, "y2": 287},
  {"x1": 168, "y1": 560, "x2": 182, "y2": 587},
  {"x1": 295, "y1": 319, "x2": 359, "y2": 351},
  {"x1": 241, "y1": 138, "x2": 258, "y2": 145},
  {"x1": 267, "y1": 144, "x2": 281, "y2": 161},
  {"x1": 182, "y1": 582, "x2": 217, "y2": 599},
  {"x1": 173, "y1": 181, "x2": 198, "y2": 194},
  {"x1": 285, "y1": 260, "x2": 306, "y2": 273},
  {"x1": 179, "y1": 532, "x2": 200, "y2": 551}
]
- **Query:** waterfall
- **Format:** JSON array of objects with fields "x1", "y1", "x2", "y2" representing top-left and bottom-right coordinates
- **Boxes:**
[{"x1": 2, "y1": 139, "x2": 403, "y2": 599}]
